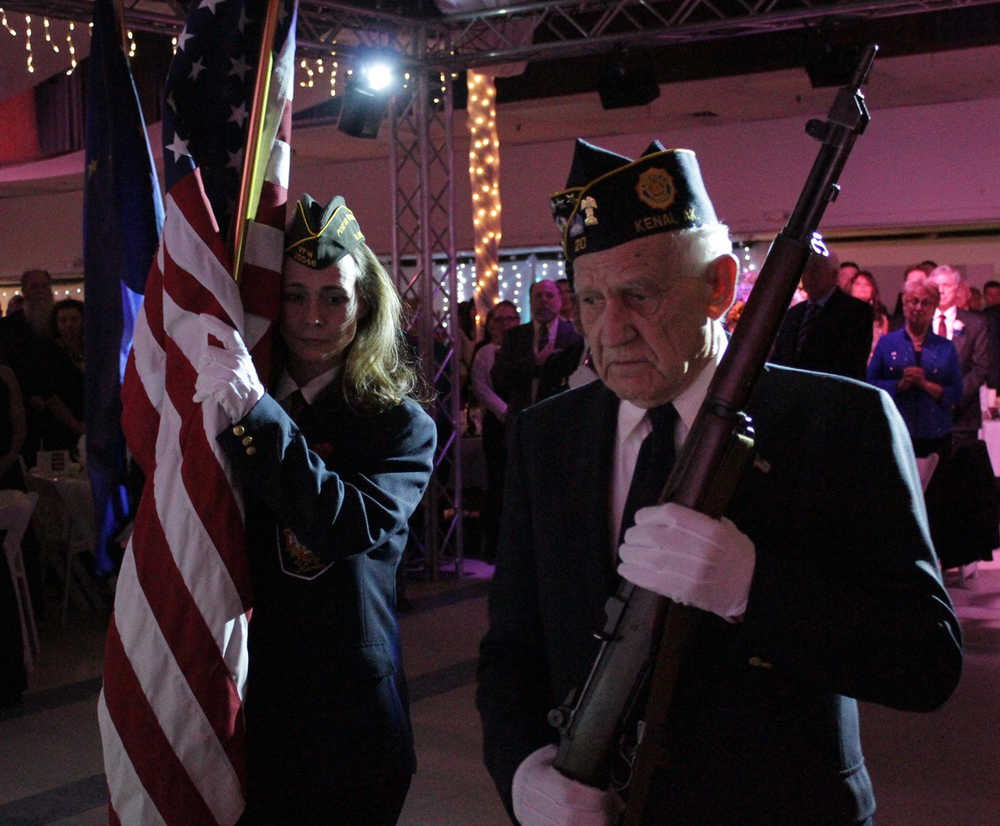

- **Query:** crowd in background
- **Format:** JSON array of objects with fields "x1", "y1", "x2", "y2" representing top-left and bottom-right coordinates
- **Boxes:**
[
  {"x1": 0, "y1": 269, "x2": 85, "y2": 477},
  {"x1": 0, "y1": 268, "x2": 86, "y2": 708},
  {"x1": 454, "y1": 254, "x2": 1000, "y2": 572}
]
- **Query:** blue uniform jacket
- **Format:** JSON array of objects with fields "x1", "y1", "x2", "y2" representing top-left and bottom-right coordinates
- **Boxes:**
[{"x1": 218, "y1": 386, "x2": 435, "y2": 815}]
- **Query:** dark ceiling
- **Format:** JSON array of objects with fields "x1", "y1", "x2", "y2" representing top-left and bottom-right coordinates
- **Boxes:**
[{"x1": 493, "y1": 3, "x2": 1000, "y2": 104}]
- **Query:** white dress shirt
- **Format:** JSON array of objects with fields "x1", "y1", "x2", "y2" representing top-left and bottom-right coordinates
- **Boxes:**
[
  {"x1": 609, "y1": 323, "x2": 728, "y2": 554},
  {"x1": 274, "y1": 364, "x2": 341, "y2": 405},
  {"x1": 934, "y1": 305, "x2": 957, "y2": 340}
]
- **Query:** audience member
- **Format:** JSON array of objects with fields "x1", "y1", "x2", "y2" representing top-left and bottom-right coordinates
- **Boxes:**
[
  {"x1": 4, "y1": 295, "x2": 24, "y2": 317},
  {"x1": 46, "y1": 298, "x2": 86, "y2": 452},
  {"x1": 930, "y1": 265, "x2": 991, "y2": 443},
  {"x1": 867, "y1": 278, "x2": 960, "y2": 461},
  {"x1": 980, "y1": 283, "x2": 1000, "y2": 392},
  {"x1": 491, "y1": 278, "x2": 583, "y2": 421},
  {"x1": 837, "y1": 259, "x2": 859, "y2": 292},
  {"x1": 890, "y1": 264, "x2": 935, "y2": 329},
  {"x1": 0, "y1": 345, "x2": 27, "y2": 490},
  {"x1": 556, "y1": 278, "x2": 575, "y2": 325},
  {"x1": 0, "y1": 337, "x2": 42, "y2": 695},
  {"x1": 850, "y1": 270, "x2": 890, "y2": 361},
  {"x1": 771, "y1": 249, "x2": 873, "y2": 380},
  {"x1": 927, "y1": 264, "x2": 998, "y2": 568},
  {"x1": 470, "y1": 301, "x2": 521, "y2": 562},
  {"x1": 982, "y1": 280, "x2": 1000, "y2": 308},
  {"x1": 0, "y1": 270, "x2": 66, "y2": 463},
  {"x1": 456, "y1": 299, "x2": 477, "y2": 406}
]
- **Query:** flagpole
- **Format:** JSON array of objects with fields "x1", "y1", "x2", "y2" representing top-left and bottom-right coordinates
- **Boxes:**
[
  {"x1": 231, "y1": 0, "x2": 282, "y2": 283},
  {"x1": 110, "y1": 0, "x2": 128, "y2": 55}
]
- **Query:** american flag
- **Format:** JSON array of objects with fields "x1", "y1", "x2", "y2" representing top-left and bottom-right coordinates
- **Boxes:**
[{"x1": 97, "y1": 0, "x2": 296, "y2": 821}]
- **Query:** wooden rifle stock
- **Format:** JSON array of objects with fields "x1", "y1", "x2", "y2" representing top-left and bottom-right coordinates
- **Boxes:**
[{"x1": 549, "y1": 44, "x2": 879, "y2": 819}]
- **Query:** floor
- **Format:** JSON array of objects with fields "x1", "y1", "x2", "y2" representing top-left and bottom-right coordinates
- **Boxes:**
[{"x1": 1, "y1": 555, "x2": 999, "y2": 826}]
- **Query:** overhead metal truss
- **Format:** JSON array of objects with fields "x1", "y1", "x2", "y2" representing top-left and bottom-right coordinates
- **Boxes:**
[
  {"x1": 4, "y1": 1, "x2": 998, "y2": 71},
  {"x1": 389, "y1": 65, "x2": 464, "y2": 580}
]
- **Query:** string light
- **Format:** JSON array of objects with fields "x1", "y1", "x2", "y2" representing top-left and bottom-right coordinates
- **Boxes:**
[
  {"x1": 65, "y1": 21, "x2": 77, "y2": 74},
  {"x1": 1, "y1": 14, "x2": 88, "y2": 76},
  {"x1": 24, "y1": 14, "x2": 33, "y2": 73},
  {"x1": 298, "y1": 57, "x2": 314, "y2": 88},
  {"x1": 42, "y1": 17, "x2": 59, "y2": 52},
  {"x1": 126, "y1": 28, "x2": 136, "y2": 58},
  {"x1": 467, "y1": 70, "x2": 502, "y2": 315},
  {"x1": 1, "y1": 8, "x2": 18, "y2": 36}
]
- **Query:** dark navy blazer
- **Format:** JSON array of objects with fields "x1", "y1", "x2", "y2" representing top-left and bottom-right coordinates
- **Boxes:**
[
  {"x1": 491, "y1": 317, "x2": 584, "y2": 418},
  {"x1": 219, "y1": 386, "x2": 435, "y2": 816},
  {"x1": 477, "y1": 365, "x2": 961, "y2": 825}
]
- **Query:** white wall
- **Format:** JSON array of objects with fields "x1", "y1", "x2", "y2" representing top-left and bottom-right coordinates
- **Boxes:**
[{"x1": 3, "y1": 95, "x2": 999, "y2": 289}]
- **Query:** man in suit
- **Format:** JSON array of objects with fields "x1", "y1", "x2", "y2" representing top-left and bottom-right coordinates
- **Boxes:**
[
  {"x1": 930, "y1": 264, "x2": 992, "y2": 442},
  {"x1": 770, "y1": 251, "x2": 873, "y2": 380},
  {"x1": 491, "y1": 278, "x2": 583, "y2": 419},
  {"x1": 926, "y1": 264, "x2": 998, "y2": 568},
  {"x1": 477, "y1": 138, "x2": 961, "y2": 826}
]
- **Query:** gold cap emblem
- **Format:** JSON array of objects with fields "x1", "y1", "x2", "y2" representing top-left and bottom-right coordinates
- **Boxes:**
[{"x1": 636, "y1": 167, "x2": 676, "y2": 210}]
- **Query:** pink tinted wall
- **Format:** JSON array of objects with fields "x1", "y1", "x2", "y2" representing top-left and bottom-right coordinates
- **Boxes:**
[
  {"x1": 288, "y1": 95, "x2": 1000, "y2": 256},
  {"x1": 3, "y1": 96, "x2": 999, "y2": 280}
]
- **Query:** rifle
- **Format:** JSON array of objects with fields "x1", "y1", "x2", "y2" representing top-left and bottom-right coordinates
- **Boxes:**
[{"x1": 547, "y1": 44, "x2": 879, "y2": 817}]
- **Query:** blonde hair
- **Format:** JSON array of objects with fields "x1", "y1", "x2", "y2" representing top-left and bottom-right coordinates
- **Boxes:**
[{"x1": 341, "y1": 244, "x2": 430, "y2": 412}]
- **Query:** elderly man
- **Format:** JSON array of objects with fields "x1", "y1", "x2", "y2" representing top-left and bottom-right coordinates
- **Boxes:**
[
  {"x1": 929, "y1": 264, "x2": 991, "y2": 442},
  {"x1": 491, "y1": 278, "x2": 583, "y2": 420},
  {"x1": 770, "y1": 250, "x2": 873, "y2": 380},
  {"x1": 0, "y1": 269, "x2": 79, "y2": 462},
  {"x1": 476, "y1": 139, "x2": 961, "y2": 826}
]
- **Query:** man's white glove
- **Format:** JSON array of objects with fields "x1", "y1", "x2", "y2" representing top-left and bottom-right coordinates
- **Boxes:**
[
  {"x1": 192, "y1": 314, "x2": 264, "y2": 423},
  {"x1": 512, "y1": 745, "x2": 617, "y2": 826},
  {"x1": 618, "y1": 502, "x2": 755, "y2": 622}
]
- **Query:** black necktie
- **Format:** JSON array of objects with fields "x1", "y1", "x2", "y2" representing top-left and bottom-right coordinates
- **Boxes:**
[
  {"x1": 619, "y1": 403, "x2": 679, "y2": 545},
  {"x1": 537, "y1": 322, "x2": 549, "y2": 352}
]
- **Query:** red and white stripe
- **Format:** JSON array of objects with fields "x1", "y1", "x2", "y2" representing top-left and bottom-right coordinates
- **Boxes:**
[{"x1": 98, "y1": 23, "x2": 293, "y2": 826}]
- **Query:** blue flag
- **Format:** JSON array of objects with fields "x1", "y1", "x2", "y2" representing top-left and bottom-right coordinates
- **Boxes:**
[{"x1": 83, "y1": 0, "x2": 164, "y2": 577}]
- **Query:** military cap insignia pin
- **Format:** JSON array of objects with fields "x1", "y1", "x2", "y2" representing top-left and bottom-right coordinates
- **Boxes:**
[
  {"x1": 580, "y1": 195, "x2": 599, "y2": 226},
  {"x1": 636, "y1": 167, "x2": 677, "y2": 210}
]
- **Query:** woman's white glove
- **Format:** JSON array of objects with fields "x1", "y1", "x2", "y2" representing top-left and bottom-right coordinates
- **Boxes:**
[
  {"x1": 512, "y1": 744, "x2": 617, "y2": 826},
  {"x1": 617, "y1": 502, "x2": 755, "y2": 622},
  {"x1": 191, "y1": 314, "x2": 264, "y2": 424}
]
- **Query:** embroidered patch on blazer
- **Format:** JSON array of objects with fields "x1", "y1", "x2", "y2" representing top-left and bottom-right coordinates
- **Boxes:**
[{"x1": 279, "y1": 527, "x2": 333, "y2": 580}]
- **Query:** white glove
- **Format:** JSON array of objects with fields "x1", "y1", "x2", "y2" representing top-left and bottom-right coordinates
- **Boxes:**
[
  {"x1": 192, "y1": 314, "x2": 264, "y2": 423},
  {"x1": 618, "y1": 502, "x2": 755, "y2": 622},
  {"x1": 511, "y1": 744, "x2": 617, "y2": 826}
]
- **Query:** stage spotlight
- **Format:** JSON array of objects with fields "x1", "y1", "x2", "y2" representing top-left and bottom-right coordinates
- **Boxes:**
[
  {"x1": 338, "y1": 56, "x2": 397, "y2": 139},
  {"x1": 365, "y1": 62, "x2": 393, "y2": 93},
  {"x1": 598, "y1": 50, "x2": 660, "y2": 110}
]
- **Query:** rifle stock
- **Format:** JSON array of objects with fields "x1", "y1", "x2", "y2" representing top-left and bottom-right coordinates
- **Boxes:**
[{"x1": 550, "y1": 44, "x2": 879, "y2": 817}]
